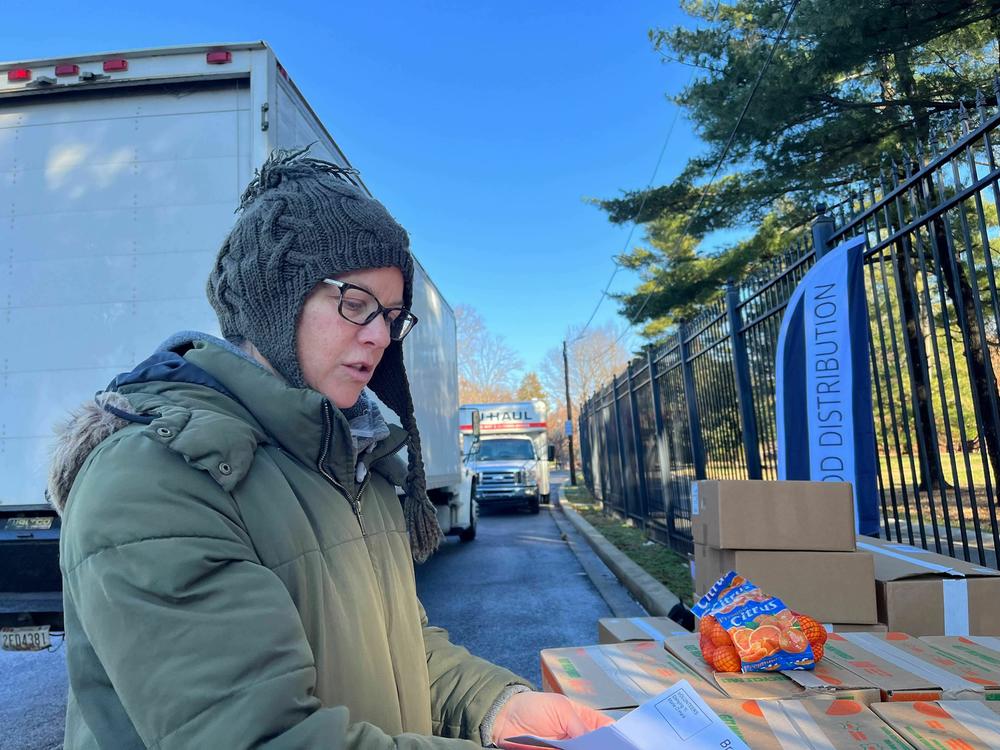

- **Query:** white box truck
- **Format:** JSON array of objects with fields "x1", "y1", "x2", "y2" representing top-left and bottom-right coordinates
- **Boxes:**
[
  {"x1": 0, "y1": 42, "x2": 474, "y2": 648},
  {"x1": 459, "y1": 401, "x2": 554, "y2": 514}
]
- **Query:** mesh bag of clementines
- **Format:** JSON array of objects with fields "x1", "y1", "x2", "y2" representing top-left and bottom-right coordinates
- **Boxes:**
[{"x1": 691, "y1": 571, "x2": 828, "y2": 672}]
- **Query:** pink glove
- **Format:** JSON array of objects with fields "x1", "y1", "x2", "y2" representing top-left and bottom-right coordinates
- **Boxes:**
[{"x1": 490, "y1": 691, "x2": 615, "y2": 748}]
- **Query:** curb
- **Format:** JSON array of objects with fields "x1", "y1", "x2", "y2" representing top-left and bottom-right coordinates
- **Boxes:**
[{"x1": 556, "y1": 486, "x2": 680, "y2": 617}]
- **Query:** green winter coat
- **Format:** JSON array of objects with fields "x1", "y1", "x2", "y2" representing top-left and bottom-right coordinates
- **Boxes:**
[{"x1": 54, "y1": 340, "x2": 528, "y2": 749}]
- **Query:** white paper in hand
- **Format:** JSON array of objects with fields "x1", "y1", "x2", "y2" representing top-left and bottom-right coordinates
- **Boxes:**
[{"x1": 504, "y1": 680, "x2": 749, "y2": 750}]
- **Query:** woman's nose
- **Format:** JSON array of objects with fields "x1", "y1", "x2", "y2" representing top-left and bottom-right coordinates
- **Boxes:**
[{"x1": 359, "y1": 313, "x2": 392, "y2": 347}]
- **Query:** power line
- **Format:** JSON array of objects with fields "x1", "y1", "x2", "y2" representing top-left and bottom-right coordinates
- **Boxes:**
[
  {"x1": 576, "y1": 93, "x2": 685, "y2": 336},
  {"x1": 577, "y1": 0, "x2": 725, "y2": 340},
  {"x1": 613, "y1": 0, "x2": 802, "y2": 346}
]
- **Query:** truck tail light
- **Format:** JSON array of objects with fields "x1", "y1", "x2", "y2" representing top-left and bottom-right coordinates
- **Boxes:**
[
  {"x1": 206, "y1": 51, "x2": 231, "y2": 65},
  {"x1": 55, "y1": 64, "x2": 79, "y2": 77},
  {"x1": 103, "y1": 59, "x2": 128, "y2": 72},
  {"x1": 7, "y1": 68, "x2": 31, "y2": 82}
]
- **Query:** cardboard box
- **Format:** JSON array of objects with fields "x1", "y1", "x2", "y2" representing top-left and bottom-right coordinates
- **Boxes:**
[
  {"x1": 823, "y1": 622, "x2": 887, "y2": 633},
  {"x1": 918, "y1": 636, "x2": 1000, "y2": 685},
  {"x1": 705, "y1": 698, "x2": 910, "y2": 750},
  {"x1": 858, "y1": 534, "x2": 1000, "y2": 636},
  {"x1": 691, "y1": 480, "x2": 857, "y2": 551},
  {"x1": 871, "y1": 701, "x2": 1000, "y2": 750},
  {"x1": 823, "y1": 632, "x2": 994, "y2": 700},
  {"x1": 597, "y1": 617, "x2": 688, "y2": 644},
  {"x1": 662, "y1": 634, "x2": 806, "y2": 700},
  {"x1": 539, "y1": 641, "x2": 720, "y2": 710},
  {"x1": 780, "y1": 659, "x2": 883, "y2": 705},
  {"x1": 862, "y1": 633, "x2": 1000, "y2": 699},
  {"x1": 693, "y1": 544, "x2": 878, "y2": 623}
]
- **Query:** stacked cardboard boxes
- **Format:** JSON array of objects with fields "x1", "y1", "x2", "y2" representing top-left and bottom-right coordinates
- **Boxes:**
[
  {"x1": 537, "y1": 625, "x2": 1000, "y2": 744},
  {"x1": 705, "y1": 698, "x2": 911, "y2": 749},
  {"x1": 821, "y1": 632, "x2": 1000, "y2": 701},
  {"x1": 919, "y1": 634, "x2": 1000, "y2": 673},
  {"x1": 870, "y1": 701, "x2": 1000, "y2": 749},
  {"x1": 691, "y1": 480, "x2": 879, "y2": 626},
  {"x1": 858, "y1": 535, "x2": 1000, "y2": 635}
]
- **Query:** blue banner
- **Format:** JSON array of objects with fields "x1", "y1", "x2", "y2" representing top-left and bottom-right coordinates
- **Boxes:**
[{"x1": 776, "y1": 235, "x2": 879, "y2": 535}]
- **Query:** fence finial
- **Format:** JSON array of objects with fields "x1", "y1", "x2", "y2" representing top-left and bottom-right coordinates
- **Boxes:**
[
  {"x1": 926, "y1": 125, "x2": 940, "y2": 158},
  {"x1": 976, "y1": 88, "x2": 987, "y2": 120},
  {"x1": 958, "y1": 100, "x2": 971, "y2": 135}
]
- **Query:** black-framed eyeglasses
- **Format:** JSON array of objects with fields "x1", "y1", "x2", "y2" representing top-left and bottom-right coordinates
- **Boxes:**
[{"x1": 322, "y1": 279, "x2": 418, "y2": 341}]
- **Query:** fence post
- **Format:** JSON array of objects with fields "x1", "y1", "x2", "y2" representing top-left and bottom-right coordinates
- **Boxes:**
[
  {"x1": 611, "y1": 374, "x2": 630, "y2": 515},
  {"x1": 679, "y1": 323, "x2": 707, "y2": 480},
  {"x1": 725, "y1": 281, "x2": 764, "y2": 479},
  {"x1": 627, "y1": 361, "x2": 650, "y2": 527},
  {"x1": 646, "y1": 346, "x2": 673, "y2": 523},
  {"x1": 812, "y1": 202, "x2": 835, "y2": 259},
  {"x1": 578, "y1": 401, "x2": 590, "y2": 492}
]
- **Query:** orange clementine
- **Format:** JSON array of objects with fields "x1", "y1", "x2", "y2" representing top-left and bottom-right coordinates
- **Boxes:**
[
  {"x1": 811, "y1": 643, "x2": 824, "y2": 662},
  {"x1": 710, "y1": 623, "x2": 732, "y2": 648},
  {"x1": 712, "y1": 644, "x2": 742, "y2": 673},
  {"x1": 701, "y1": 640, "x2": 717, "y2": 663},
  {"x1": 793, "y1": 613, "x2": 827, "y2": 646}
]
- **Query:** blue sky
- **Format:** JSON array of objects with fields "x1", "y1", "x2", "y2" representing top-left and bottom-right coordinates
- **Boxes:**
[{"x1": 3, "y1": 1, "x2": 702, "y2": 373}]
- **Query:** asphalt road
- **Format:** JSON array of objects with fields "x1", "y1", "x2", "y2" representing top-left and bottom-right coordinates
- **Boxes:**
[
  {"x1": 1, "y1": 471, "x2": 628, "y2": 749},
  {"x1": 0, "y1": 645, "x2": 66, "y2": 750},
  {"x1": 415, "y1": 472, "x2": 620, "y2": 687}
]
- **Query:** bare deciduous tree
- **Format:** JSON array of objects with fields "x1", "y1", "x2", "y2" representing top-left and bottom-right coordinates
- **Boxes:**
[
  {"x1": 540, "y1": 322, "x2": 631, "y2": 414},
  {"x1": 455, "y1": 304, "x2": 523, "y2": 404}
]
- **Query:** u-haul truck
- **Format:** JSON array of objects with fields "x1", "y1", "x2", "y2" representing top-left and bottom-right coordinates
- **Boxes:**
[
  {"x1": 0, "y1": 42, "x2": 475, "y2": 650},
  {"x1": 459, "y1": 401, "x2": 554, "y2": 514}
]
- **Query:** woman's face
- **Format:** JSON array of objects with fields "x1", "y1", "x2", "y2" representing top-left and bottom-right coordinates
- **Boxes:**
[{"x1": 296, "y1": 266, "x2": 405, "y2": 408}]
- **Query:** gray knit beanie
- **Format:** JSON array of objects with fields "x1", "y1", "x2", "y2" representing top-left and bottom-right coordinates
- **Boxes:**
[{"x1": 206, "y1": 146, "x2": 442, "y2": 562}]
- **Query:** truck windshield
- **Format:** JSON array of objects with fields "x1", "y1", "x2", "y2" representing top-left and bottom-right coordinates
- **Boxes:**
[{"x1": 475, "y1": 439, "x2": 535, "y2": 461}]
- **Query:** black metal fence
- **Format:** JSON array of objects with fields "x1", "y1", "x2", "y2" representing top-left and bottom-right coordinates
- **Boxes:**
[{"x1": 579, "y1": 90, "x2": 1000, "y2": 568}]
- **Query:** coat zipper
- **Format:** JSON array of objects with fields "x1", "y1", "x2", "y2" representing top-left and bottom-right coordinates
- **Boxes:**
[
  {"x1": 319, "y1": 400, "x2": 368, "y2": 535},
  {"x1": 318, "y1": 400, "x2": 409, "y2": 537}
]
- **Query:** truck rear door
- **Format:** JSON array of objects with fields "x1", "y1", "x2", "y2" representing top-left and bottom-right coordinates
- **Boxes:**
[{"x1": 0, "y1": 73, "x2": 254, "y2": 631}]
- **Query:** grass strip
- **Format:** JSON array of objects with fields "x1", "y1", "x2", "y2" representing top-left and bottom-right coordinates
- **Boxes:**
[{"x1": 561, "y1": 484, "x2": 694, "y2": 605}]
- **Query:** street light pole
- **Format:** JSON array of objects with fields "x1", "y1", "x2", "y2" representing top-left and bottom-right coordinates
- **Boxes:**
[{"x1": 563, "y1": 340, "x2": 577, "y2": 486}]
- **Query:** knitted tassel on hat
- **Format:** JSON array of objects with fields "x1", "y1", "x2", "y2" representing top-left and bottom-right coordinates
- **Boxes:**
[{"x1": 400, "y1": 395, "x2": 444, "y2": 563}]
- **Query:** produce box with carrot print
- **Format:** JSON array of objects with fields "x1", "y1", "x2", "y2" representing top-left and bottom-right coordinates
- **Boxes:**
[
  {"x1": 705, "y1": 697, "x2": 911, "y2": 750},
  {"x1": 539, "y1": 641, "x2": 721, "y2": 710},
  {"x1": 871, "y1": 701, "x2": 1000, "y2": 750}
]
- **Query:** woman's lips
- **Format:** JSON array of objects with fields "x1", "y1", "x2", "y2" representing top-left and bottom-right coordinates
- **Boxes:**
[{"x1": 341, "y1": 363, "x2": 372, "y2": 382}]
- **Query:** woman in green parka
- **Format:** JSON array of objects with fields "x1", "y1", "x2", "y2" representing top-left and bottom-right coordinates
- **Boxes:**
[{"x1": 47, "y1": 150, "x2": 612, "y2": 749}]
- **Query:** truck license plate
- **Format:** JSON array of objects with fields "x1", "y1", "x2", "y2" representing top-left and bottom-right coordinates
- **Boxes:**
[
  {"x1": 1, "y1": 626, "x2": 51, "y2": 652},
  {"x1": 4, "y1": 516, "x2": 53, "y2": 531}
]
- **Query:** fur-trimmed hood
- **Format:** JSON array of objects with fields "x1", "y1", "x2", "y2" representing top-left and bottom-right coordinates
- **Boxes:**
[{"x1": 47, "y1": 391, "x2": 134, "y2": 515}]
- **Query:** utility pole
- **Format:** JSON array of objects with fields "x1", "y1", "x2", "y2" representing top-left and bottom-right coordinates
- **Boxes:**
[{"x1": 563, "y1": 340, "x2": 577, "y2": 486}]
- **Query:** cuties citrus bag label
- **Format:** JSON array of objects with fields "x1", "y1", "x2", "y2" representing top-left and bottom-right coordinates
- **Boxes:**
[{"x1": 692, "y1": 571, "x2": 827, "y2": 672}]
